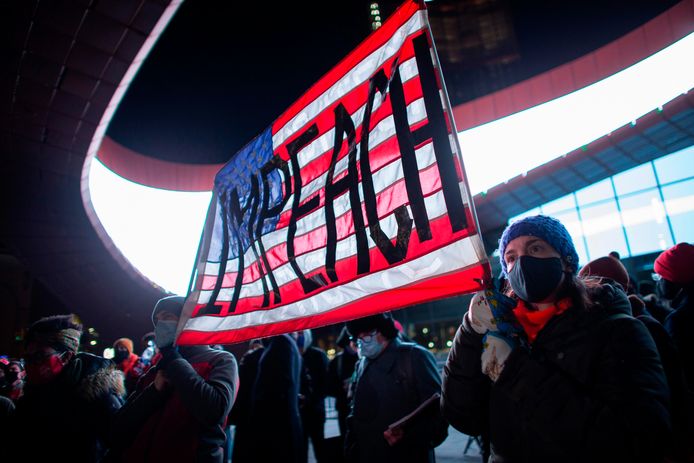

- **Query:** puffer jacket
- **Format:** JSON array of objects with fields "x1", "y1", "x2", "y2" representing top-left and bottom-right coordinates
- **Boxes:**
[
  {"x1": 442, "y1": 284, "x2": 671, "y2": 463},
  {"x1": 11, "y1": 352, "x2": 125, "y2": 462}
]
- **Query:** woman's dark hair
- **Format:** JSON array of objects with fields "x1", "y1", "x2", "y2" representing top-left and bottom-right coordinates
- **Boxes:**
[{"x1": 25, "y1": 314, "x2": 83, "y2": 352}]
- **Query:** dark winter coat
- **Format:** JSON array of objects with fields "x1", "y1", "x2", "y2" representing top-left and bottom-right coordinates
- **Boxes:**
[
  {"x1": 248, "y1": 334, "x2": 304, "y2": 463},
  {"x1": 442, "y1": 284, "x2": 672, "y2": 463},
  {"x1": 110, "y1": 345, "x2": 238, "y2": 463},
  {"x1": 11, "y1": 353, "x2": 125, "y2": 462},
  {"x1": 229, "y1": 346, "x2": 264, "y2": 463},
  {"x1": 327, "y1": 347, "x2": 358, "y2": 434},
  {"x1": 345, "y1": 338, "x2": 448, "y2": 463},
  {"x1": 664, "y1": 287, "x2": 694, "y2": 388},
  {"x1": 637, "y1": 313, "x2": 693, "y2": 459},
  {"x1": 302, "y1": 345, "x2": 329, "y2": 422}
]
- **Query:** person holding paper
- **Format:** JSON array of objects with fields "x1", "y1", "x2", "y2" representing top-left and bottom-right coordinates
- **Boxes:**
[{"x1": 344, "y1": 313, "x2": 448, "y2": 463}]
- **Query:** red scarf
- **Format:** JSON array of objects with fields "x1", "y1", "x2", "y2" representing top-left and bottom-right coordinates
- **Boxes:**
[{"x1": 512, "y1": 298, "x2": 572, "y2": 343}]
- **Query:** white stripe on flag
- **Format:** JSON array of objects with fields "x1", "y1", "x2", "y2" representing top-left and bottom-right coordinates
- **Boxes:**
[
  {"x1": 293, "y1": 57, "x2": 420, "y2": 171},
  {"x1": 201, "y1": 186, "x2": 452, "y2": 301},
  {"x1": 188, "y1": 234, "x2": 486, "y2": 332},
  {"x1": 203, "y1": 137, "x2": 443, "y2": 280},
  {"x1": 272, "y1": 12, "x2": 426, "y2": 148}
]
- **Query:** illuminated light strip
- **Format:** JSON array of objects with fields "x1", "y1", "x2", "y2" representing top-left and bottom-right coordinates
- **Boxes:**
[
  {"x1": 460, "y1": 31, "x2": 694, "y2": 195},
  {"x1": 86, "y1": 31, "x2": 694, "y2": 296},
  {"x1": 88, "y1": 159, "x2": 211, "y2": 294}
]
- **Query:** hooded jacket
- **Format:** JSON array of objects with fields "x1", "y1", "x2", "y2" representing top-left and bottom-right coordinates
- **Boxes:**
[
  {"x1": 442, "y1": 284, "x2": 671, "y2": 463},
  {"x1": 11, "y1": 352, "x2": 125, "y2": 462}
]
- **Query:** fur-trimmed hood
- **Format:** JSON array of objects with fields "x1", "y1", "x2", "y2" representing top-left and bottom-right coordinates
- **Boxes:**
[{"x1": 67, "y1": 352, "x2": 126, "y2": 401}]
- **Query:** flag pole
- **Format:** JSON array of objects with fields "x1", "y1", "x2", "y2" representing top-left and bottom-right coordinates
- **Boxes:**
[{"x1": 420, "y1": 5, "x2": 487, "y2": 248}]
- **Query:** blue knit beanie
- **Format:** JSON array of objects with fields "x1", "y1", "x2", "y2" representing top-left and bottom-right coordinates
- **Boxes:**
[{"x1": 499, "y1": 215, "x2": 579, "y2": 276}]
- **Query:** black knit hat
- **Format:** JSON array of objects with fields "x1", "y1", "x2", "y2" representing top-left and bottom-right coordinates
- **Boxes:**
[
  {"x1": 151, "y1": 295, "x2": 186, "y2": 327},
  {"x1": 346, "y1": 313, "x2": 398, "y2": 340}
]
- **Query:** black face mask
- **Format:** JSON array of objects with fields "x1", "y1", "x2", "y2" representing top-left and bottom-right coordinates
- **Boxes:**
[
  {"x1": 6, "y1": 372, "x2": 19, "y2": 383},
  {"x1": 657, "y1": 278, "x2": 682, "y2": 301},
  {"x1": 113, "y1": 350, "x2": 129, "y2": 363},
  {"x1": 508, "y1": 255, "x2": 565, "y2": 303}
]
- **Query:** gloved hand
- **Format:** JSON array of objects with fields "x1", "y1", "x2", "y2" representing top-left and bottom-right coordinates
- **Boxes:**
[
  {"x1": 157, "y1": 346, "x2": 182, "y2": 370},
  {"x1": 481, "y1": 332, "x2": 515, "y2": 382},
  {"x1": 466, "y1": 282, "x2": 521, "y2": 338}
]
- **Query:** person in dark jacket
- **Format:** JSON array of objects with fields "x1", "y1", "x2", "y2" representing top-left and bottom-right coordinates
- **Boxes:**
[
  {"x1": 345, "y1": 313, "x2": 448, "y2": 463},
  {"x1": 229, "y1": 339, "x2": 265, "y2": 463},
  {"x1": 295, "y1": 329, "x2": 329, "y2": 463},
  {"x1": 629, "y1": 294, "x2": 693, "y2": 460},
  {"x1": 247, "y1": 333, "x2": 304, "y2": 463},
  {"x1": 442, "y1": 215, "x2": 671, "y2": 463},
  {"x1": 109, "y1": 296, "x2": 238, "y2": 463},
  {"x1": 656, "y1": 243, "x2": 694, "y2": 389},
  {"x1": 0, "y1": 359, "x2": 25, "y2": 401},
  {"x1": 327, "y1": 326, "x2": 359, "y2": 436},
  {"x1": 10, "y1": 314, "x2": 125, "y2": 462}
]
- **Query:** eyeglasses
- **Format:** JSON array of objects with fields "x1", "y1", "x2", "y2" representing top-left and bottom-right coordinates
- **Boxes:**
[{"x1": 351, "y1": 330, "x2": 377, "y2": 344}]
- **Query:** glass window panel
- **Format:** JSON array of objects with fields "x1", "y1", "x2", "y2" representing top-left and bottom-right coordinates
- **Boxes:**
[
  {"x1": 579, "y1": 198, "x2": 628, "y2": 259},
  {"x1": 618, "y1": 190, "x2": 673, "y2": 256},
  {"x1": 575, "y1": 179, "x2": 613, "y2": 207},
  {"x1": 662, "y1": 178, "x2": 694, "y2": 243},
  {"x1": 654, "y1": 146, "x2": 694, "y2": 185},
  {"x1": 540, "y1": 194, "x2": 576, "y2": 215},
  {"x1": 613, "y1": 163, "x2": 656, "y2": 196},
  {"x1": 552, "y1": 208, "x2": 589, "y2": 267}
]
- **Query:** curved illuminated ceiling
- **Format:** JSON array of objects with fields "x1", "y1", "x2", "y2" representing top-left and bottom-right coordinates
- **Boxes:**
[{"x1": 84, "y1": 1, "x2": 694, "y2": 296}]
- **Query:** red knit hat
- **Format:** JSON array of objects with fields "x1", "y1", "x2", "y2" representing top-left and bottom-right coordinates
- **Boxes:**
[
  {"x1": 579, "y1": 256, "x2": 629, "y2": 290},
  {"x1": 113, "y1": 337, "x2": 134, "y2": 354},
  {"x1": 654, "y1": 243, "x2": 694, "y2": 284}
]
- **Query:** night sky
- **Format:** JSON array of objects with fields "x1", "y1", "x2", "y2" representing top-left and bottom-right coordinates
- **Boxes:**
[{"x1": 107, "y1": 0, "x2": 679, "y2": 165}]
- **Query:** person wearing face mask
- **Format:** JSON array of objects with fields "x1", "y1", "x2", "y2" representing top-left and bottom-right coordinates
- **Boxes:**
[
  {"x1": 112, "y1": 338, "x2": 145, "y2": 395},
  {"x1": 108, "y1": 295, "x2": 238, "y2": 463},
  {"x1": 0, "y1": 359, "x2": 26, "y2": 400},
  {"x1": 344, "y1": 313, "x2": 448, "y2": 463},
  {"x1": 442, "y1": 214, "x2": 671, "y2": 463},
  {"x1": 9, "y1": 314, "x2": 125, "y2": 462},
  {"x1": 655, "y1": 242, "x2": 694, "y2": 390}
]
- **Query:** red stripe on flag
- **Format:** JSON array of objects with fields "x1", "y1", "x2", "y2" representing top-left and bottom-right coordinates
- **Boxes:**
[
  {"x1": 275, "y1": 114, "x2": 432, "y2": 232},
  {"x1": 178, "y1": 261, "x2": 490, "y2": 346},
  {"x1": 272, "y1": 0, "x2": 424, "y2": 139},
  {"x1": 200, "y1": 160, "x2": 445, "y2": 291},
  {"x1": 290, "y1": 72, "x2": 424, "y2": 190},
  {"x1": 196, "y1": 210, "x2": 475, "y2": 316}
]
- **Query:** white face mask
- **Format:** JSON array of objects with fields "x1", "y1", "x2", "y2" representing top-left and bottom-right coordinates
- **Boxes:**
[
  {"x1": 357, "y1": 332, "x2": 385, "y2": 359},
  {"x1": 154, "y1": 320, "x2": 178, "y2": 347}
]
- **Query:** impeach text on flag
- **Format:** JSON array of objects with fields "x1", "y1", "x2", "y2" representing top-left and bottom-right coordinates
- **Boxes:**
[{"x1": 177, "y1": 0, "x2": 490, "y2": 345}]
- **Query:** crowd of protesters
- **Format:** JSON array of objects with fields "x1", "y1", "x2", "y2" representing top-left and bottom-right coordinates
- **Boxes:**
[{"x1": 0, "y1": 214, "x2": 692, "y2": 462}]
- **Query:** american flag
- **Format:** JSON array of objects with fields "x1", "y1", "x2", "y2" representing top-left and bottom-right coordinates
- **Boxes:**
[{"x1": 177, "y1": 0, "x2": 490, "y2": 345}]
